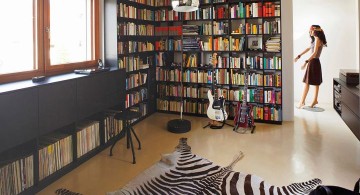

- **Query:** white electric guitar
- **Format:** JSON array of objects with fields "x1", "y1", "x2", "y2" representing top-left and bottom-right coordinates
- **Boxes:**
[{"x1": 207, "y1": 53, "x2": 228, "y2": 121}]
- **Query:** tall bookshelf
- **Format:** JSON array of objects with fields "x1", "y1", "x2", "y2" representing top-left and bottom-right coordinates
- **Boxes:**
[
  {"x1": 155, "y1": 0, "x2": 282, "y2": 124},
  {"x1": 106, "y1": 0, "x2": 157, "y2": 124}
]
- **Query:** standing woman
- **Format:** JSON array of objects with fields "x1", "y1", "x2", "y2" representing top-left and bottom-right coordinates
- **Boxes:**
[{"x1": 294, "y1": 25, "x2": 327, "y2": 108}]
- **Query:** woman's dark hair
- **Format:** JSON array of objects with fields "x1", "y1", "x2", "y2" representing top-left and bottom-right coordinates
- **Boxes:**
[{"x1": 310, "y1": 25, "x2": 327, "y2": 46}]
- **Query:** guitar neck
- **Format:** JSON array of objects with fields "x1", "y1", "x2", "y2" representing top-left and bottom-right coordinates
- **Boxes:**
[{"x1": 242, "y1": 64, "x2": 250, "y2": 105}]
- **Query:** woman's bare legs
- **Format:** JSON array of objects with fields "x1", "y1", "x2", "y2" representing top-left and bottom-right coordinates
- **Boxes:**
[
  {"x1": 310, "y1": 85, "x2": 319, "y2": 108},
  {"x1": 297, "y1": 83, "x2": 309, "y2": 108}
]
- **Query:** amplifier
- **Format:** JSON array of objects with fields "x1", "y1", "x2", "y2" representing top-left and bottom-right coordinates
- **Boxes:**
[{"x1": 339, "y1": 69, "x2": 359, "y2": 85}]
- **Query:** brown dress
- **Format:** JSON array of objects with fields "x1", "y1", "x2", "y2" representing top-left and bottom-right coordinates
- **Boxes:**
[{"x1": 303, "y1": 41, "x2": 323, "y2": 85}]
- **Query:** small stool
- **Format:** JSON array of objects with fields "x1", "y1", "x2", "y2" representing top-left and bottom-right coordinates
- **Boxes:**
[{"x1": 109, "y1": 110, "x2": 142, "y2": 164}]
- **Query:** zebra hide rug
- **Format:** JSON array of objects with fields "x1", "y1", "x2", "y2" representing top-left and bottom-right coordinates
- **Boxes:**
[{"x1": 107, "y1": 138, "x2": 321, "y2": 195}]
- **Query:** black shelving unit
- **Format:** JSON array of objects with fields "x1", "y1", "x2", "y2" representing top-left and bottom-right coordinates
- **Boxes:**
[
  {"x1": 332, "y1": 78, "x2": 360, "y2": 141},
  {"x1": 113, "y1": 0, "x2": 157, "y2": 123},
  {"x1": 155, "y1": 0, "x2": 282, "y2": 124},
  {"x1": 0, "y1": 69, "x2": 125, "y2": 194}
]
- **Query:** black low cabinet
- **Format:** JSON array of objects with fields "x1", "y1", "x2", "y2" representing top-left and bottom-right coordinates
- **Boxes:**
[
  {"x1": 0, "y1": 69, "x2": 125, "y2": 194},
  {"x1": 333, "y1": 78, "x2": 360, "y2": 141},
  {"x1": 39, "y1": 80, "x2": 77, "y2": 135},
  {"x1": 0, "y1": 88, "x2": 39, "y2": 154}
]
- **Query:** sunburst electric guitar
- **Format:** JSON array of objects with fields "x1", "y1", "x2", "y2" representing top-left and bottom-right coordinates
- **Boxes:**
[
  {"x1": 233, "y1": 64, "x2": 254, "y2": 130},
  {"x1": 207, "y1": 53, "x2": 228, "y2": 122}
]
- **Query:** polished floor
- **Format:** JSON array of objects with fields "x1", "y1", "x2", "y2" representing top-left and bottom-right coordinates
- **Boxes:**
[{"x1": 37, "y1": 103, "x2": 360, "y2": 195}]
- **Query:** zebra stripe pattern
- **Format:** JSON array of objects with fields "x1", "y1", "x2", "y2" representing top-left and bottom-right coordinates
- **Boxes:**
[{"x1": 108, "y1": 138, "x2": 321, "y2": 195}]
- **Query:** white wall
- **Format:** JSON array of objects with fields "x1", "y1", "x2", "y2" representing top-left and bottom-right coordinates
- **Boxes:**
[
  {"x1": 293, "y1": 0, "x2": 358, "y2": 104},
  {"x1": 281, "y1": 0, "x2": 294, "y2": 121}
]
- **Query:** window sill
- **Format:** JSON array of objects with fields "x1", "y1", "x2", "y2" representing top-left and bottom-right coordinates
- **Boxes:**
[{"x1": 0, "y1": 67, "x2": 118, "y2": 94}]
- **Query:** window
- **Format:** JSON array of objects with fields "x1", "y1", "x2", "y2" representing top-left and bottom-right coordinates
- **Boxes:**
[
  {"x1": 0, "y1": 1, "x2": 39, "y2": 74},
  {"x1": 0, "y1": 0, "x2": 99, "y2": 83}
]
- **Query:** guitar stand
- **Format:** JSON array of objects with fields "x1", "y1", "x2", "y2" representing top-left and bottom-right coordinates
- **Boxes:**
[
  {"x1": 233, "y1": 125, "x2": 256, "y2": 134},
  {"x1": 203, "y1": 120, "x2": 234, "y2": 129}
]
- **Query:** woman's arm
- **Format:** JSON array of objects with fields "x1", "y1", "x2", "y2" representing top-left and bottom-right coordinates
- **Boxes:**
[{"x1": 294, "y1": 47, "x2": 311, "y2": 62}]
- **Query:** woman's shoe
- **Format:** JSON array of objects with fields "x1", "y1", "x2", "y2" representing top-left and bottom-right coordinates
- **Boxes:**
[
  {"x1": 310, "y1": 101, "x2": 318, "y2": 108},
  {"x1": 296, "y1": 103, "x2": 305, "y2": 109}
]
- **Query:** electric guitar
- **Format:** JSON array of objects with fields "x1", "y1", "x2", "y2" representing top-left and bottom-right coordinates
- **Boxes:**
[
  {"x1": 207, "y1": 53, "x2": 228, "y2": 121},
  {"x1": 233, "y1": 64, "x2": 254, "y2": 129}
]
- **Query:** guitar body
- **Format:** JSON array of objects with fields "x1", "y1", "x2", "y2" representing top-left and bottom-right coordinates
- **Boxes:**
[
  {"x1": 234, "y1": 102, "x2": 254, "y2": 128},
  {"x1": 233, "y1": 63, "x2": 255, "y2": 131},
  {"x1": 207, "y1": 90, "x2": 228, "y2": 121}
]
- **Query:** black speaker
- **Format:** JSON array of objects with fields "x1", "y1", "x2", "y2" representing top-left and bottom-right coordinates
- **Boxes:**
[{"x1": 167, "y1": 119, "x2": 191, "y2": 134}]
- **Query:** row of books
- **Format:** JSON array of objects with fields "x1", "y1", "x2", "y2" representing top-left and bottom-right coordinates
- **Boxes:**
[
  {"x1": 119, "y1": 56, "x2": 149, "y2": 72},
  {"x1": 118, "y1": 23, "x2": 154, "y2": 36},
  {"x1": 103, "y1": 112, "x2": 123, "y2": 143},
  {"x1": 126, "y1": 73, "x2": 148, "y2": 90},
  {"x1": 155, "y1": 39, "x2": 182, "y2": 51},
  {"x1": 157, "y1": 67, "x2": 281, "y2": 85},
  {"x1": 153, "y1": 2, "x2": 279, "y2": 21},
  {"x1": 118, "y1": 41, "x2": 154, "y2": 54},
  {"x1": 231, "y1": 71, "x2": 263, "y2": 86},
  {"x1": 157, "y1": 84, "x2": 265, "y2": 103},
  {"x1": 265, "y1": 36, "x2": 281, "y2": 52},
  {"x1": 214, "y1": 55, "x2": 231, "y2": 68},
  {"x1": 155, "y1": 52, "x2": 167, "y2": 67},
  {"x1": 180, "y1": 7, "x2": 215, "y2": 21},
  {"x1": 156, "y1": 0, "x2": 226, "y2": 7},
  {"x1": 215, "y1": 6, "x2": 229, "y2": 19},
  {"x1": 199, "y1": 36, "x2": 245, "y2": 52},
  {"x1": 152, "y1": 0, "x2": 231, "y2": 7},
  {"x1": 128, "y1": 103, "x2": 148, "y2": 123},
  {"x1": 221, "y1": 55, "x2": 282, "y2": 70},
  {"x1": 264, "y1": 89, "x2": 282, "y2": 104},
  {"x1": 39, "y1": 134, "x2": 73, "y2": 180},
  {"x1": 118, "y1": 3, "x2": 154, "y2": 21},
  {"x1": 129, "y1": 0, "x2": 155, "y2": 6},
  {"x1": 183, "y1": 25, "x2": 200, "y2": 35},
  {"x1": 155, "y1": 26, "x2": 182, "y2": 36},
  {"x1": 156, "y1": 98, "x2": 281, "y2": 121},
  {"x1": 245, "y1": 23, "x2": 263, "y2": 35},
  {"x1": 230, "y1": 2, "x2": 248, "y2": 19},
  {"x1": 213, "y1": 37, "x2": 229, "y2": 51},
  {"x1": 155, "y1": 54, "x2": 281, "y2": 70},
  {"x1": 126, "y1": 88, "x2": 148, "y2": 108},
  {"x1": 230, "y1": 2, "x2": 281, "y2": 18},
  {"x1": 154, "y1": 0, "x2": 170, "y2": 6},
  {"x1": 0, "y1": 155, "x2": 33, "y2": 195},
  {"x1": 154, "y1": 28, "x2": 279, "y2": 51},
  {"x1": 155, "y1": 22, "x2": 279, "y2": 37},
  {"x1": 184, "y1": 54, "x2": 199, "y2": 68},
  {"x1": 213, "y1": 21, "x2": 229, "y2": 35},
  {"x1": 155, "y1": 7, "x2": 214, "y2": 21},
  {"x1": 172, "y1": 86, "x2": 199, "y2": 99},
  {"x1": 183, "y1": 37, "x2": 201, "y2": 51},
  {"x1": 263, "y1": 19, "x2": 281, "y2": 34},
  {"x1": 264, "y1": 73, "x2": 281, "y2": 87},
  {"x1": 199, "y1": 38, "x2": 212, "y2": 51},
  {"x1": 76, "y1": 122, "x2": 100, "y2": 158},
  {"x1": 231, "y1": 20, "x2": 281, "y2": 35}
]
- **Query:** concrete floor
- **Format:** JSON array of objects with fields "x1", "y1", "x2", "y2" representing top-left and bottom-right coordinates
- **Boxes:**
[{"x1": 37, "y1": 103, "x2": 360, "y2": 195}]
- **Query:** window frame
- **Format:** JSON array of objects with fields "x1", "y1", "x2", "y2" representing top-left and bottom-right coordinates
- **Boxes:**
[{"x1": 0, "y1": 0, "x2": 100, "y2": 83}]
